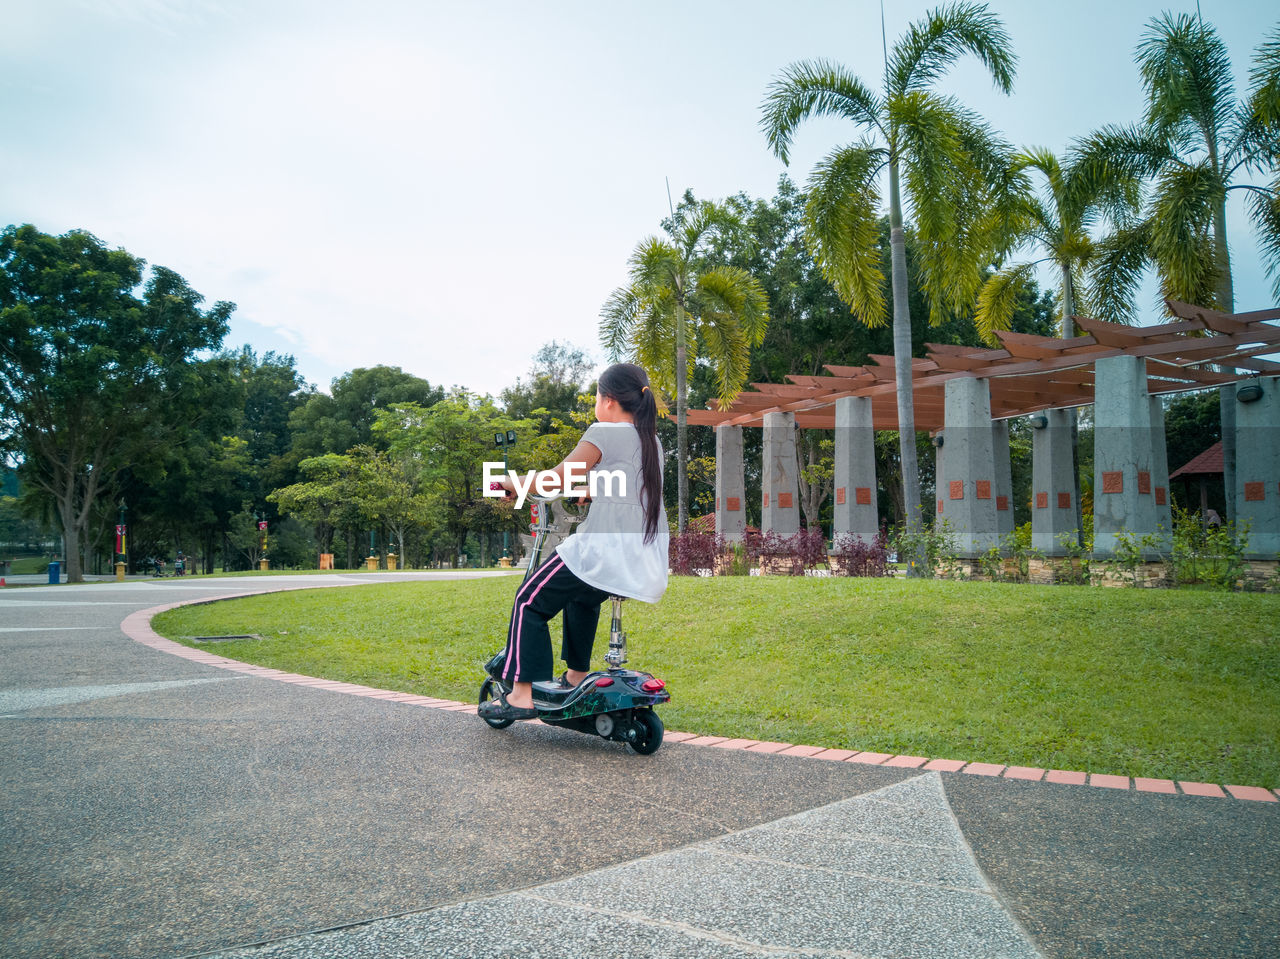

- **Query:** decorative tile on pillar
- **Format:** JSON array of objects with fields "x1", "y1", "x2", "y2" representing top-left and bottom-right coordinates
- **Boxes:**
[
  {"x1": 1102, "y1": 471, "x2": 1124, "y2": 494},
  {"x1": 1155, "y1": 488, "x2": 1166, "y2": 506},
  {"x1": 937, "y1": 499, "x2": 944, "y2": 514},
  {"x1": 836, "y1": 487, "x2": 846, "y2": 505},
  {"x1": 778, "y1": 492, "x2": 793, "y2": 508},
  {"x1": 997, "y1": 496, "x2": 1009, "y2": 511},
  {"x1": 1245, "y1": 482, "x2": 1266, "y2": 502},
  {"x1": 855, "y1": 487, "x2": 872, "y2": 505},
  {"x1": 763, "y1": 493, "x2": 769, "y2": 508},
  {"x1": 1138, "y1": 471, "x2": 1151, "y2": 494},
  {"x1": 1058, "y1": 492, "x2": 1072, "y2": 509},
  {"x1": 976, "y1": 480, "x2": 991, "y2": 500},
  {"x1": 1035, "y1": 492, "x2": 1048, "y2": 509},
  {"x1": 949, "y1": 480, "x2": 964, "y2": 500},
  {"x1": 727, "y1": 497, "x2": 741, "y2": 512}
]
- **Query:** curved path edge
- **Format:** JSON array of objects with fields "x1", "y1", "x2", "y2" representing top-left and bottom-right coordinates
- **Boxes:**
[{"x1": 123, "y1": 584, "x2": 1280, "y2": 803}]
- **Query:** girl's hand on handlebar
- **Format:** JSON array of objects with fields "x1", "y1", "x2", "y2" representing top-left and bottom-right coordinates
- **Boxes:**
[{"x1": 489, "y1": 478, "x2": 516, "y2": 501}]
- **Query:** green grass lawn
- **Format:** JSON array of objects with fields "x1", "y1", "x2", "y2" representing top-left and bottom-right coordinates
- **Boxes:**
[{"x1": 151, "y1": 576, "x2": 1280, "y2": 788}]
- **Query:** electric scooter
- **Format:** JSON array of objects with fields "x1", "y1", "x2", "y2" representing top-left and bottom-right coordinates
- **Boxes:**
[{"x1": 479, "y1": 494, "x2": 670, "y2": 755}]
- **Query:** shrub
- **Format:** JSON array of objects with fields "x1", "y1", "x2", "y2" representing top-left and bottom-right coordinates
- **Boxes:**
[
  {"x1": 888, "y1": 513, "x2": 959, "y2": 578},
  {"x1": 669, "y1": 525, "x2": 830, "y2": 576},
  {"x1": 1167, "y1": 506, "x2": 1250, "y2": 589},
  {"x1": 753, "y1": 528, "x2": 828, "y2": 576},
  {"x1": 830, "y1": 531, "x2": 893, "y2": 577},
  {"x1": 668, "y1": 530, "x2": 722, "y2": 576}
]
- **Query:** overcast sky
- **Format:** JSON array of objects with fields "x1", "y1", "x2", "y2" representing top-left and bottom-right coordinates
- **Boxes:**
[{"x1": 3, "y1": 0, "x2": 1274, "y2": 397}]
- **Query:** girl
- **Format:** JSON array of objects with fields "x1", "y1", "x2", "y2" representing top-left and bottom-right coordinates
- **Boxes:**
[{"x1": 479, "y1": 362, "x2": 668, "y2": 721}]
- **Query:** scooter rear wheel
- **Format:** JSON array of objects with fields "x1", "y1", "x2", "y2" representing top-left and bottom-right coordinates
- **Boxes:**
[
  {"x1": 628, "y1": 708, "x2": 663, "y2": 755},
  {"x1": 479, "y1": 678, "x2": 515, "y2": 729}
]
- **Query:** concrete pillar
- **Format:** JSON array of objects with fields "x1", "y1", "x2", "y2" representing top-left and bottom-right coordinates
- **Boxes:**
[
  {"x1": 1150, "y1": 396, "x2": 1173, "y2": 537},
  {"x1": 1221, "y1": 386, "x2": 1237, "y2": 524},
  {"x1": 715, "y1": 425, "x2": 747, "y2": 543},
  {"x1": 832, "y1": 396, "x2": 878, "y2": 544},
  {"x1": 1234, "y1": 376, "x2": 1280, "y2": 558},
  {"x1": 1031, "y1": 408, "x2": 1077, "y2": 556},
  {"x1": 933, "y1": 431, "x2": 945, "y2": 523},
  {"x1": 993, "y1": 419, "x2": 1014, "y2": 542},
  {"x1": 761, "y1": 411, "x2": 800, "y2": 537},
  {"x1": 1093, "y1": 356, "x2": 1166, "y2": 557},
  {"x1": 937, "y1": 378, "x2": 999, "y2": 557}
]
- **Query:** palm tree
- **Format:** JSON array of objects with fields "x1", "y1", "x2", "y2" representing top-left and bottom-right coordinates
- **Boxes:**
[
  {"x1": 1073, "y1": 14, "x2": 1280, "y2": 316},
  {"x1": 760, "y1": 2, "x2": 1017, "y2": 549},
  {"x1": 975, "y1": 148, "x2": 1141, "y2": 340},
  {"x1": 600, "y1": 201, "x2": 769, "y2": 532}
]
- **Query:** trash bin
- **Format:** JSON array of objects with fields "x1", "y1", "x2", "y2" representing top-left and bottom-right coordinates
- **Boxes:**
[{"x1": 48, "y1": 561, "x2": 61, "y2": 584}]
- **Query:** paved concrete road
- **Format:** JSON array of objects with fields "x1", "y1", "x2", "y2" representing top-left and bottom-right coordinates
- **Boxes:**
[{"x1": 1, "y1": 574, "x2": 1276, "y2": 958}]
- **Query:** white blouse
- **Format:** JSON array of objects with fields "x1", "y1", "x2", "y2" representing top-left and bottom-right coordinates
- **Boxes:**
[{"x1": 554, "y1": 421, "x2": 669, "y2": 604}]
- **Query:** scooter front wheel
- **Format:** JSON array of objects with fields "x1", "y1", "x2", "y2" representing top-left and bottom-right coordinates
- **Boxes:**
[
  {"x1": 478, "y1": 678, "x2": 515, "y2": 730},
  {"x1": 627, "y1": 708, "x2": 664, "y2": 755}
]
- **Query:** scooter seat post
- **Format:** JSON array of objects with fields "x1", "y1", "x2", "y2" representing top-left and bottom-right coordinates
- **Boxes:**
[{"x1": 605, "y1": 595, "x2": 627, "y2": 667}]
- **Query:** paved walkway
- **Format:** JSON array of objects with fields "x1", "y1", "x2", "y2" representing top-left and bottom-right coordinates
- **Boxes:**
[{"x1": 1, "y1": 574, "x2": 1277, "y2": 958}]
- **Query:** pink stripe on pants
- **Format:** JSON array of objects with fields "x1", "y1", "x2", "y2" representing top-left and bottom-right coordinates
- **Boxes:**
[{"x1": 503, "y1": 555, "x2": 565, "y2": 682}]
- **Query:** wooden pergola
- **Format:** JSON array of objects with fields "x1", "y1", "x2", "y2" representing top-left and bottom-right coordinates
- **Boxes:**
[{"x1": 686, "y1": 300, "x2": 1280, "y2": 431}]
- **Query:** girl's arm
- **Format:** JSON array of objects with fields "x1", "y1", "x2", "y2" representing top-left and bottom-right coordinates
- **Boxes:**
[{"x1": 495, "y1": 440, "x2": 602, "y2": 496}]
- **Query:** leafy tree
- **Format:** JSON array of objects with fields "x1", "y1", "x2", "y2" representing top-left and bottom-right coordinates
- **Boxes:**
[
  {"x1": 600, "y1": 199, "x2": 770, "y2": 531},
  {"x1": 0, "y1": 224, "x2": 231, "y2": 581},
  {"x1": 226, "y1": 504, "x2": 268, "y2": 568},
  {"x1": 289, "y1": 365, "x2": 443, "y2": 460},
  {"x1": 1165, "y1": 390, "x2": 1221, "y2": 470},
  {"x1": 976, "y1": 148, "x2": 1140, "y2": 339},
  {"x1": 375, "y1": 391, "x2": 526, "y2": 564},
  {"x1": 113, "y1": 355, "x2": 241, "y2": 573},
  {"x1": 347, "y1": 445, "x2": 428, "y2": 564},
  {"x1": 115, "y1": 348, "x2": 311, "y2": 573},
  {"x1": 265, "y1": 516, "x2": 319, "y2": 569},
  {"x1": 268, "y1": 453, "x2": 366, "y2": 565},
  {"x1": 760, "y1": 2, "x2": 1018, "y2": 558},
  {"x1": 1073, "y1": 14, "x2": 1280, "y2": 314},
  {"x1": 230, "y1": 347, "x2": 315, "y2": 491},
  {"x1": 500, "y1": 341, "x2": 594, "y2": 429}
]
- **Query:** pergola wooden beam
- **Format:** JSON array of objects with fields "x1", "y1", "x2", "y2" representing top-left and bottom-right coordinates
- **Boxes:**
[{"x1": 690, "y1": 305, "x2": 1279, "y2": 431}]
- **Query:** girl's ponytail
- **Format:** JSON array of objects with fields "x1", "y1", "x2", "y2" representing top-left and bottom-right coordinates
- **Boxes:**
[{"x1": 598, "y1": 363, "x2": 663, "y2": 543}]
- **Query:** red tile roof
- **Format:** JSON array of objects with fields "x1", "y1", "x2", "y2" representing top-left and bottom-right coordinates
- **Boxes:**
[{"x1": 1170, "y1": 441, "x2": 1223, "y2": 478}]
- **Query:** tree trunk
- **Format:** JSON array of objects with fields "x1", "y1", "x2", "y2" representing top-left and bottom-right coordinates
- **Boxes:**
[
  {"x1": 56, "y1": 491, "x2": 82, "y2": 583},
  {"x1": 1060, "y1": 263, "x2": 1076, "y2": 339},
  {"x1": 888, "y1": 160, "x2": 924, "y2": 568},
  {"x1": 1061, "y1": 262, "x2": 1085, "y2": 547},
  {"x1": 675, "y1": 299, "x2": 689, "y2": 533},
  {"x1": 1212, "y1": 193, "x2": 1233, "y2": 312},
  {"x1": 797, "y1": 434, "x2": 830, "y2": 531}
]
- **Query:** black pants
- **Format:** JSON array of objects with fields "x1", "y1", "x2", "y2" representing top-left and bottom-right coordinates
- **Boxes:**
[{"x1": 500, "y1": 554, "x2": 611, "y2": 683}]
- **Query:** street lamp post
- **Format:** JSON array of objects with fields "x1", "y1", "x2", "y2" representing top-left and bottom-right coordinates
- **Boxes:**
[
  {"x1": 115, "y1": 499, "x2": 128, "y2": 581},
  {"x1": 256, "y1": 513, "x2": 269, "y2": 571},
  {"x1": 494, "y1": 429, "x2": 517, "y2": 562}
]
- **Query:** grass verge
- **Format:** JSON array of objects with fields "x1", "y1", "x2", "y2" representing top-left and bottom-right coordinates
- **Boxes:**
[{"x1": 151, "y1": 576, "x2": 1280, "y2": 787}]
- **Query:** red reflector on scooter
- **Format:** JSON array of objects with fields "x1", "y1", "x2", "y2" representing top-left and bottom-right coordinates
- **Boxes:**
[
  {"x1": 641, "y1": 679, "x2": 665, "y2": 692},
  {"x1": 595, "y1": 677, "x2": 614, "y2": 687}
]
